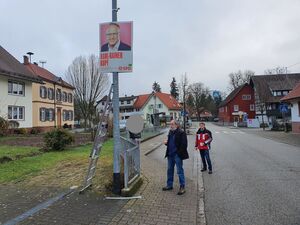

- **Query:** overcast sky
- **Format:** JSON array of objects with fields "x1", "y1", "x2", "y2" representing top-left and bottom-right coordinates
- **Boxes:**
[{"x1": 2, "y1": 0, "x2": 300, "y2": 96}]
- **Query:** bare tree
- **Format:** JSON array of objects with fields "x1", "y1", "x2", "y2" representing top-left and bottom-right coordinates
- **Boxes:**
[
  {"x1": 253, "y1": 83, "x2": 270, "y2": 130},
  {"x1": 228, "y1": 70, "x2": 255, "y2": 91},
  {"x1": 66, "y1": 55, "x2": 109, "y2": 130},
  {"x1": 187, "y1": 82, "x2": 210, "y2": 121},
  {"x1": 264, "y1": 66, "x2": 289, "y2": 75}
]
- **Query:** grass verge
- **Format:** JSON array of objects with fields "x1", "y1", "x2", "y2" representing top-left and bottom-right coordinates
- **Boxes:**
[{"x1": 0, "y1": 139, "x2": 113, "y2": 190}]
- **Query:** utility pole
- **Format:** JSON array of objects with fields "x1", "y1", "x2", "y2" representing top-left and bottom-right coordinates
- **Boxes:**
[
  {"x1": 112, "y1": 0, "x2": 121, "y2": 194},
  {"x1": 183, "y1": 73, "x2": 187, "y2": 133}
]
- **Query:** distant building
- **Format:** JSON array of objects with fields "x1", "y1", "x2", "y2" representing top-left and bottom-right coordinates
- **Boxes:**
[
  {"x1": 24, "y1": 56, "x2": 74, "y2": 130},
  {"x1": 281, "y1": 82, "x2": 300, "y2": 133},
  {"x1": 97, "y1": 95, "x2": 137, "y2": 120},
  {"x1": 134, "y1": 92, "x2": 182, "y2": 125},
  {"x1": 218, "y1": 83, "x2": 255, "y2": 124},
  {"x1": 0, "y1": 46, "x2": 42, "y2": 128},
  {"x1": 250, "y1": 73, "x2": 300, "y2": 124}
]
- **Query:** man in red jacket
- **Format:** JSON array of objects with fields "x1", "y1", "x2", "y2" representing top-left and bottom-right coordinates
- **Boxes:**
[{"x1": 195, "y1": 122, "x2": 213, "y2": 174}]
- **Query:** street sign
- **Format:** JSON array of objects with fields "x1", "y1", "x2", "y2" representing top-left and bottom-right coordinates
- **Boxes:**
[{"x1": 279, "y1": 103, "x2": 288, "y2": 113}]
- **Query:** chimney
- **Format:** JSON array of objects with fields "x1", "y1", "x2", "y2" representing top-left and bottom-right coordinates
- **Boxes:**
[
  {"x1": 23, "y1": 55, "x2": 29, "y2": 65},
  {"x1": 33, "y1": 62, "x2": 38, "y2": 65}
]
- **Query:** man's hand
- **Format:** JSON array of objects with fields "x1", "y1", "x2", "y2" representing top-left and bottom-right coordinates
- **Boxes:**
[{"x1": 163, "y1": 139, "x2": 168, "y2": 145}]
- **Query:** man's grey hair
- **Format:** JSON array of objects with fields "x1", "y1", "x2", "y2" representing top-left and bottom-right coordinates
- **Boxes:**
[{"x1": 171, "y1": 119, "x2": 180, "y2": 127}]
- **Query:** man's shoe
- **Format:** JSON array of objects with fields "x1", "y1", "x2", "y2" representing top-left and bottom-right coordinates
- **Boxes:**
[
  {"x1": 177, "y1": 186, "x2": 186, "y2": 195},
  {"x1": 162, "y1": 186, "x2": 173, "y2": 191},
  {"x1": 201, "y1": 168, "x2": 207, "y2": 172},
  {"x1": 208, "y1": 170, "x2": 213, "y2": 174}
]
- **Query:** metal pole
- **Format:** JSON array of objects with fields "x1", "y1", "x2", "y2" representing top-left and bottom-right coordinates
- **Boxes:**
[
  {"x1": 183, "y1": 76, "x2": 186, "y2": 133},
  {"x1": 112, "y1": 0, "x2": 121, "y2": 194}
]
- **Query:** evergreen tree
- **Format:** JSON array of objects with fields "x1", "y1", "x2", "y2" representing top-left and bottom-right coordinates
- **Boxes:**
[
  {"x1": 170, "y1": 77, "x2": 179, "y2": 99},
  {"x1": 152, "y1": 81, "x2": 161, "y2": 92}
]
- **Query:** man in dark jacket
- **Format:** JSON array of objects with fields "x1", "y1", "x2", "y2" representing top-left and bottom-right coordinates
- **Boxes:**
[
  {"x1": 195, "y1": 122, "x2": 213, "y2": 174},
  {"x1": 163, "y1": 120, "x2": 189, "y2": 195}
]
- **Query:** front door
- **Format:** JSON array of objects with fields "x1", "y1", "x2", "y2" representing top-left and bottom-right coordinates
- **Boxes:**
[{"x1": 57, "y1": 108, "x2": 62, "y2": 128}]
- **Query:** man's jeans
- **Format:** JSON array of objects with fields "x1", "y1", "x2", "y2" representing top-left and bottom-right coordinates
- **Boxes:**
[
  {"x1": 200, "y1": 150, "x2": 212, "y2": 171},
  {"x1": 167, "y1": 154, "x2": 185, "y2": 188}
]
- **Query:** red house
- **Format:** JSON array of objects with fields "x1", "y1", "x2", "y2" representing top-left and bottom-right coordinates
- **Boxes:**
[{"x1": 218, "y1": 83, "x2": 255, "y2": 124}]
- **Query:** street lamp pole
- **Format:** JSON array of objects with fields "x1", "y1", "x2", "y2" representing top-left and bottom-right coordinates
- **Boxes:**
[{"x1": 112, "y1": 0, "x2": 121, "y2": 194}]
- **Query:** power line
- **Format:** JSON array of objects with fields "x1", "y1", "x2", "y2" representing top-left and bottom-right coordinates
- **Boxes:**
[{"x1": 287, "y1": 61, "x2": 300, "y2": 68}]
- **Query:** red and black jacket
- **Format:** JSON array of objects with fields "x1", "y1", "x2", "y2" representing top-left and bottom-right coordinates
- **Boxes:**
[{"x1": 195, "y1": 128, "x2": 212, "y2": 150}]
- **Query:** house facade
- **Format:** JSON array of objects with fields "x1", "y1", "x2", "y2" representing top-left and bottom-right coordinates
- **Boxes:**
[
  {"x1": 97, "y1": 95, "x2": 137, "y2": 120},
  {"x1": 0, "y1": 46, "x2": 42, "y2": 128},
  {"x1": 281, "y1": 82, "x2": 300, "y2": 133},
  {"x1": 218, "y1": 83, "x2": 255, "y2": 124},
  {"x1": 250, "y1": 74, "x2": 300, "y2": 125},
  {"x1": 134, "y1": 92, "x2": 182, "y2": 125},
  {"x1": 24, "y1": 56, "x2": 74, "y2": 129}
]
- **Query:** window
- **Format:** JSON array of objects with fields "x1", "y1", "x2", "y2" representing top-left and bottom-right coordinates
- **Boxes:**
[
  {"x1": 48, "y1": 88, "x2": 54, "y2": 100},
  {"x1": 127, "y1": 100, "x2": 131, "y2": 104},
  {"x1": 121, "y1": 101, "x2": 124, "y2": 105},
  {"x1": 250, "y1": 104, "x2": 255, "y2": 111},
  {"x1": 56, "y1": 89, "x2": 62, "y2": 101},
  {"x1": 234, "y1": 105, "x2": 239, "y2": 112},
  {"x1": 282, "y1": 91, "x2": 289, "y2": 96},
  {"x1": 219, "y1": 107, "x2": 224, "y2": 113},
  {"x1": 8, "y1": 80, "x2": 25, "y2": 96},
  {"x1": 63, "y1": 110, "x2": 73, "y2": 121},
  {"x1": 48, "y1": 109, "x2": 54, "y2": 121},
  {"x1": 40, "y1": 108, "x2": 46, "y2": 121},
  {"x1": 298, "y1": 102, "x2": 300, "y2": 116},
  {"x1": 8, "y1": 106, "x2": 25, "y2": 120},
  {"x1": 68, "y1": 93, "x2": 73, "y2": 103},
  {"x1": 40, "y1": 86, "x2": 47, "y2": 98},
  {"x1": 158, "y1": 104, "x2": 163, "y2": 109},
  {"x1": 225, "y1": 106, "x2": 228, "y2": 112},
  {"x1": 242, "y1": 95, "x2": 251, "y2": 100},
  {"x1": 63, "y1": 92, "x2": 67, "y2": 102}
]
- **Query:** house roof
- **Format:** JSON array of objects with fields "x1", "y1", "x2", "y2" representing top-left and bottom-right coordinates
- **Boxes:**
[
  {"x1": 154, "y1": 92, "x2": 181, "y2": 110},
  {"x1": 0, "y1": 46, "x2": 42, "y2": 83},
  {"x1": 25, "y1": 62, "x2": 74, "y2": 89},
  {"x1": 281, "y1": 82, "x2": 300, "y2": 101},
  {"x1": 133, "y1": 94, "x2": 151, "y2": 109},
  {"x1": 219, "y1": 84, "x2": 247, "y2": 107},
  {"x1": 133, "y1": 92, "x2": 181, "y2": 110},
  {"x1": 250, "y1": 73, "x2": 300, "y2": 103}
]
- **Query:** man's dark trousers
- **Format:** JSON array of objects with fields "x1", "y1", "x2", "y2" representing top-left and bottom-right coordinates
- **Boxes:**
[{"x1": 200, "y1": 150, "x2": 212, "y2": 171}]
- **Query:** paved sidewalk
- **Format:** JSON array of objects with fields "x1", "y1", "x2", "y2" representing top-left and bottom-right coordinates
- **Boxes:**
[
  {"x1": 1, "y1": 132, "x2": 204, "y2": 225},
  {"x1": 108, "y1": 133, "x2": 205, "y2": 225}
]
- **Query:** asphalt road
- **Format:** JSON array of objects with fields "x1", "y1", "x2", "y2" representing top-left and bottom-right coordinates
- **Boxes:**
[{"x1": 148, "y1": 123, "x2": 300, "y2": 225}]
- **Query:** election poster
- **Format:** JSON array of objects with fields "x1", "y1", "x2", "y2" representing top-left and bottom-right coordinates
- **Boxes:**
[{"x1": 99, "y1": 21, "x2": 133, "y2": 73}]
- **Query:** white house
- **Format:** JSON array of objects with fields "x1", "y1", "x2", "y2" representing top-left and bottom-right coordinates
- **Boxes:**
[
  {"x1": 0, "y1": 46, "x2": 42, "y2": 128},
  {"x1": 281, "y1": 82, "x2": 300, "y2": 133},
  {"x1": 133, "y1": 92, "x2": 182, "y2": 125}
]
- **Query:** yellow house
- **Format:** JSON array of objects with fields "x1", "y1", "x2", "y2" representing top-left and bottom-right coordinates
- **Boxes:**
[{"x1": 23, "y1": 56, "x2": 74, "y2": 130}]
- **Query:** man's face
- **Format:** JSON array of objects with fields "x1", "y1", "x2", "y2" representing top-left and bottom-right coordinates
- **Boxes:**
[
  {"x1": 170, "y1": 120, "x2": 177, "y2": 131},
  {"x1": 200, "y1": 123, "x2": 205, "y2": 130},
  {"x1": 106, "y1": 24, "x2": 120, "y2": 47}
]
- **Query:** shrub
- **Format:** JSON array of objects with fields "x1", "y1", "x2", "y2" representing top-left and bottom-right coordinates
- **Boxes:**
[
  {"x1": 30, "y1": 127, "x2": 41, "y2": 135},
  {"x1": 16, "y1": 128, "x2": 27, "y2": 135},
  {"x1": 0, "y1": 117, "x2": 9, "y2": 136},
  {"x1": 44, "y1": 128, "x2": 74, "y2": 151}
]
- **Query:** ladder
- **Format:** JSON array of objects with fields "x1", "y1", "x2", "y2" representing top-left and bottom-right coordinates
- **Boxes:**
[{"x1": 79, "y1": 85, "x2": 113, "y2": 193}]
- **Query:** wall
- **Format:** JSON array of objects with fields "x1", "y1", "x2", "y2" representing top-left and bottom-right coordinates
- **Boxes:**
[{"x1": 0, "y1": 75, "x2": 33, "y2": 128}]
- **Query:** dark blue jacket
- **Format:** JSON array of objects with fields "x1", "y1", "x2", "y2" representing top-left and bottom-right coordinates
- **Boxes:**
[
  {"x1": 165, "y1": 128, "x2": 189, "y2": 160},
  {"x1": 101, "y1": 42, "x2": 131, "y2": 52}
]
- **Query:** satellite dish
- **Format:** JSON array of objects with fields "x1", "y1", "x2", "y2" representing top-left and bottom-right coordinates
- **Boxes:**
[{"x1": 126, "y1": 115, "x2": 144, "y2": 134}]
